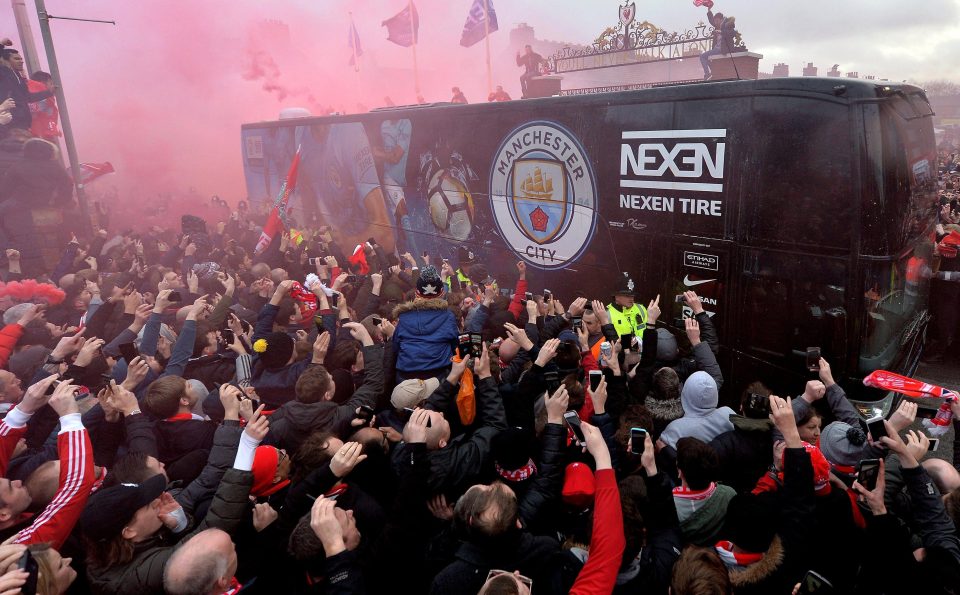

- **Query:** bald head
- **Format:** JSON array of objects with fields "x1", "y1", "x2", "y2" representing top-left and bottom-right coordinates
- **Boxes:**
[
  {"x1": 923, "y1": 458, "x2": 960, "y2": 494},
  {"x1": 498, "y1": 338, "x2": 521, "y2": 364},
  {"x1": 163, "y1": 528, "x2": 237, "y2": 595}
]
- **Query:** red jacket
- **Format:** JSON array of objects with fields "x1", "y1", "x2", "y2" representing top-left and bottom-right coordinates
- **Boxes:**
[
  {"x1": 0, "y1": 323, "x2": 24, "y2": 370},
  {"x1": 570, "y1": 469, "x2": 626, "y2": 595},
  {"x1": 12, "y1": 418, "x2": 95, "y2": 549},
  {"x1": 0, "y1": 414, "x2": 28, "y2": 476}
]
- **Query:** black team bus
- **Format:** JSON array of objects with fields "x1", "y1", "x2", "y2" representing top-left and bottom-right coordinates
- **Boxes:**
[{"x1": 240, "y1": 78, "x2": 938, "y2": 401}]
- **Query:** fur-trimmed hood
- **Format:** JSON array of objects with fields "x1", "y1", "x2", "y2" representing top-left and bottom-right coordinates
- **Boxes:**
[
  {"x1": 392, "y1": 297, "x2": 450, "y2": 318},
  {"x1": 644, "y1": 395, "x2": 684, "y2": 422},
  {"x1": 727, "y1": 536, "x2": 785, "y2": 587}
]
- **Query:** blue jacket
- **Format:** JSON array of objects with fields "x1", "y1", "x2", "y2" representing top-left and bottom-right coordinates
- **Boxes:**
[{"x1": 391, "y1": 298, "x2": 459, "y2": 373}]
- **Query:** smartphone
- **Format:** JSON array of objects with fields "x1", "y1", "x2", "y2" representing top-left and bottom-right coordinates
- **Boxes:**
[
  {"x1": 621, "y1": 333, "x2": 635, "y2": 349},
  {"x1": 928, "y1": 438, "x2": 941, "y2": 452},
  {"x1": 563, "y1": 410, "x2": 586, "y2": 444},
  {"x1": 525, "y1": 292, "x2": 533, "y2": 301},
  {"x1": 747, "y1": 392, "x2": 771, "y2": 415},
  {"x1": 572, "y1": 316, "x2": 582, "y2": 330},
  {"x1": 469, "y1": 332, "x2": 483, "y2": 358},
  {"x1": 589, "y1": 369, "x2": 603, "y2": 392},
  {"x1": 220, "y1": 329, "x2": 235, "y2": 345},
  {"x1": 422, "y1": 250, "x2": 428, "y2": 258},
  {"x1": 458, "y1": 333, "x2": 472, "y2": 358},
  {"x1": 857, "y1": 458, "x2": 881, "y2": 491},
  {"x1": 866, "y1": 415, "x2": 887, "y2": 442},
  {"x1": 168, "y1": 290, "x2": 182, "y2": 302},
  {"x1": 806, "y1": 347, "x2": 821, "y2": 371},
  {"x1": 344, "y1": 275, "x2": 359, "y2": 283},
  {"x1": 356, "y1": 405, "x2": 374, "y2": 422},
  {"x1": 543, "y1": 289, "x2": 552, "y2": 301},
  {"x1": 330, "y1": 292, "x2": 340, "y2": 307},
  {"x1": 308, "y1": 257, "x2": 320, "y2": 265},
  {"x1": 675, "y1": 294, "x2": 686, "y2": 303},
  {"x1": 17, "y1": 549, "x2": 38, "y2": 595},
  {"x1": 797, "y1": 570, "x2": 834, "y2": 594},
  {"x1": 117, "y1": 342, "x2": 139, "y2": 364},
  {"x1": 630, "y1": 428, "x2": 648, "y2": 455},
  {"x1": 371, "y1": 317, "x2": 382, "y2": 326}
]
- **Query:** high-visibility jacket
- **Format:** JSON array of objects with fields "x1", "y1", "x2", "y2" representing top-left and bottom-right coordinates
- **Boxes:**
[
  {"x1": 445, "y1": 269, "x2": 472, "y2": 290},
  {"x1": 606, "y1": 303, "x2": 646, "y2": 338}
]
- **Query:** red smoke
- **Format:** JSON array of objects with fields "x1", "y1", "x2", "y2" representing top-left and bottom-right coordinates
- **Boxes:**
[{"x1": 4, "y1": 0, "x2": 526, "y2": 219}]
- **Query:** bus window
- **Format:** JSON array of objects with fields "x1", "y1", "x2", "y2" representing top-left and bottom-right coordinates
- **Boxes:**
[
  {"x1": 875, "y1": 100, "x2": 938, "y2": 256},
  {"x1": 859, "y1": 240, "x2": 934, "y2": 373},
  {"x1": 743, "y1": 97, "x2": 853, "y2": 250},
  {"x1": 739, "y1": 249, "x2": 847, "y2": 367}
]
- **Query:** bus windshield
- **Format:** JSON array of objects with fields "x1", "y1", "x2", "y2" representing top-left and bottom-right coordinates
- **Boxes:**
[{"x1": 859, "y1": 92, "x2": 937, "y2": 374}]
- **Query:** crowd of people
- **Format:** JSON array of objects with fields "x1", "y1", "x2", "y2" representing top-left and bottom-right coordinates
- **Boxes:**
[
  {"x1": 0, "y1": 203, "x2": 956, "y2": 594},
  {"x1": 3, "y1": 35, "x2": 960, "y2": 595}
]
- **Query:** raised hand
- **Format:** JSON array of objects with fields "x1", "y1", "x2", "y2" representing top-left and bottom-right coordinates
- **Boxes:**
[
  {"x1": 402, "y1": 408, "x2": 431, "y2": 444},
  {"x1": 242, "y1": 403, "x2": 269, "y2": 442},
  {"x1": 852, "y1": 458, "x2": 887, "y2": 516},
  {"x1": 581, "y1": 421, "x2": 612, "y2": 470},
  {"x1": 544, "y1": 384, "x2": 569, "y2": 424},
  {"x1": 219, "y1": 383, "x2": 243, "y2": 420},
  {"x1": 503, "y1": 322, "x2": 533, "y2": 350},
  {"x1": 48, "y1": 380, "x2": 81, "y2": 417},
  {"x1": 591, "y1": 300, "x2": 610, "y2": 325},
  {"x1": 682, "y1": 290, "x2": 705, "y2": 315},
  {"x1": 122, "y1": 356, "x2": 150, "y2": 391},
  {"x1": 646, "y1": 294, "x2": 661, "y2": 325},
  {"x1": 19, "y1": 374, "x2": 59, "y2": 414},
  {"x1": 591, "y1": 374, "x2": 608, "y2": 414},
  {"x1": 568, "y1": 297, "x2": 588, "y2": 317},
  {"x1": 252, "y1": 502, "x2": 279, "y2": 532},
  {"x1": 427, "y1": 494, "x2": 455, "y2": 521},
  {"x1": 74, "y1": 337, "x2": 106, "y2": 368},
  {"x1": 310, "y1": 497, "x2": 346, "y2": 557},
  {"x1": 447, "y1": 355, "x2": 471, "y2": 384},
  {"x1": 684, "y1": 317, "x2": 701, "y2": 346},
  {"x1": 474, "y1": 342, "x2": 491, "y2": 379},
  {"x1": 888, "y1": 400, "x2": 918, "y2": 433},
  {"x1": 330, "y1": 442, "x2": 368, "y2": 478},
  {"x1": 534, "y1": 338, "x2": 561, "y2": 367},
  {"x1": 768, "y1": 395, "x2": 801, "y2": 448},
  {"x1": 341, "y1": 322, "x2": 373, "y2": 346}
]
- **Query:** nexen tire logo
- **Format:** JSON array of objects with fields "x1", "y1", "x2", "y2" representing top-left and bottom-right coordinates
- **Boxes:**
[
  {"x1": 620, "y1": 129, "x2": 726, "y2": 193},
  {"x1": 490, "y1": 121, "x2": 597, "y2": 270}
]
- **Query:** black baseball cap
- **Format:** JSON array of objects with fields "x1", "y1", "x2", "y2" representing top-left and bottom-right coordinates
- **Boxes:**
[{"x1": 79, "y1": 473, "x2": 167, "y2": 542}]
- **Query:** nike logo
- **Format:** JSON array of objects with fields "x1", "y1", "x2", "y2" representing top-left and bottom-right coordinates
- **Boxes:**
[{"x1": 683, "y1": 275, "x2": 716, "y2": 287}]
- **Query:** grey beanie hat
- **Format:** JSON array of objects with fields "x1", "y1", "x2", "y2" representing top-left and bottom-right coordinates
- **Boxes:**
[
  {"x1": 656, "y1": 328, "x2": 679, "y2": 362},
  {"x1": 818, "y1": 421, "x2": 867, "y2": 471}
]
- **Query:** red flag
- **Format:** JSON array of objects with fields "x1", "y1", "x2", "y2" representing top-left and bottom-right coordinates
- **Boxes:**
[
  {"x1": 69, "y1": 162, "x2": 115, "y2": 185},
  {"x1": 862, "y1": 370, "x2": 958, "y2": 401},
  {"x1": 255, "y1": 147, "x2": 301, "y2": 254}
]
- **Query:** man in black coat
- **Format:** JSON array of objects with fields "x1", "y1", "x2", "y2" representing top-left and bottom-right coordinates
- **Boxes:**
[{"x1": 0, "y1": 46, "x2": 55, "y2": 131}]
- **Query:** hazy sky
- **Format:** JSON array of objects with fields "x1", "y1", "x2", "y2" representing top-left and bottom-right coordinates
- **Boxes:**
[{"x1": 1, "y1": 0, "x2": 956, "y2": 199}]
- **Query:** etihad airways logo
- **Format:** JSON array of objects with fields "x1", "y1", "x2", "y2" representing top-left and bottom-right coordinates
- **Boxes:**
[{"x1": 620, "y1": 129, "x2": 727, "y2": 193}]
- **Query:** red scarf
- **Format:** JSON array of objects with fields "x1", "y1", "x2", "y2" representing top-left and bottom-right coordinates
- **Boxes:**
[
  {"x1": 222, "y1": 576, "x2": 242, "y2": 595},
  {"x1": 495, "y1": 459, "x2": 537, "y2": 482},
  {"x1": 673, "y1": 482, "x2": 717, "y2": 501},
  {"x1": 165, "y1": 413, "x2": 195, "y2": 422},
  {"x1": 715, "y1": 540, "x2": 764, "y2": 567}
]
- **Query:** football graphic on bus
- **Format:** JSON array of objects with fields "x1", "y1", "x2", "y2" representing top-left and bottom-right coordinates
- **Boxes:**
[{"x1": 427, "y1": 169, "x2": 475, "y2": 240}]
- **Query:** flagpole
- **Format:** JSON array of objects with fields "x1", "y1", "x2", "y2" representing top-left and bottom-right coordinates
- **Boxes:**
[
  {"x1": 408, "y1": 0, "x2": 420, "y2": 98},
  {"x1": 483, "y1": 0, "x2": 492, "y2": 97},
  {"x1": 350, "y1": 12, "x2": 360, "y2": 107}
]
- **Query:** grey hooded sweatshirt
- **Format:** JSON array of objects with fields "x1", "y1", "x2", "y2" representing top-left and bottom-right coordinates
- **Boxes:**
[{"x1": 659, "y1": 371, "x2": 735, "y2": 449}]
